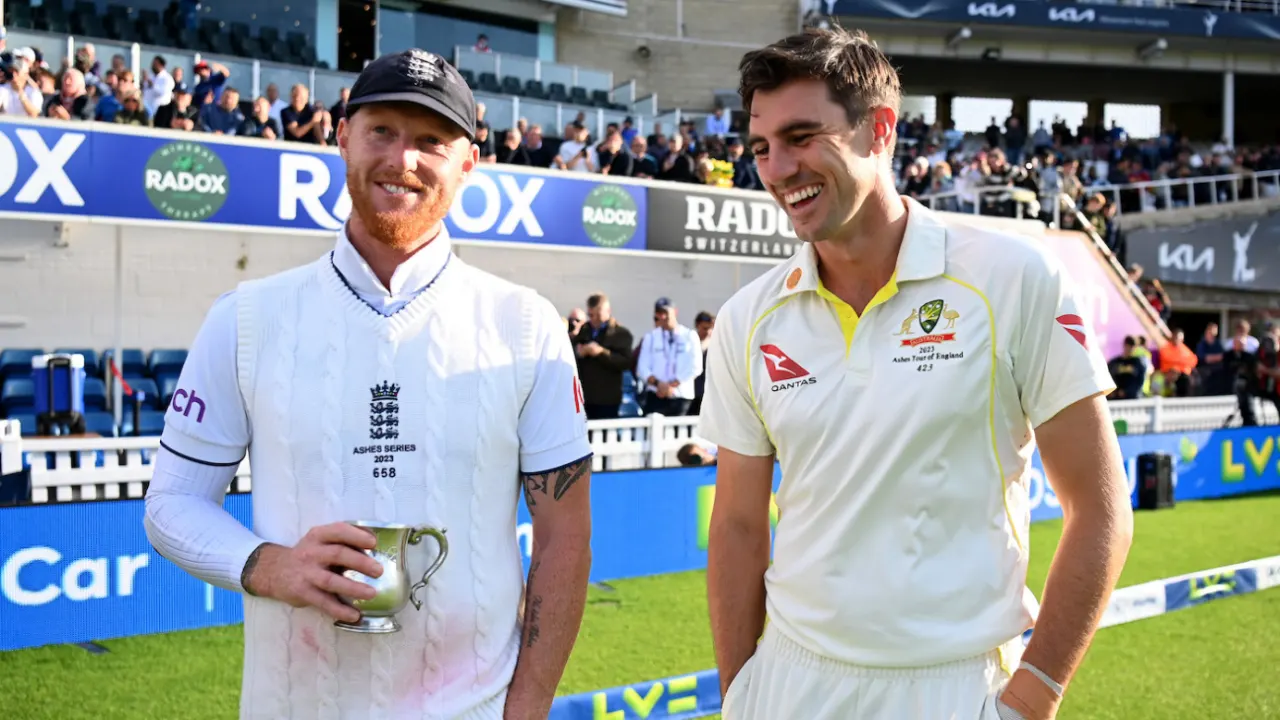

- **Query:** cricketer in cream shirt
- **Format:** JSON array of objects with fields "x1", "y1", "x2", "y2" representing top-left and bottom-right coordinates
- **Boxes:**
[{"x1": 698, "y1": 198, "x2": 1116, "y2": 668}]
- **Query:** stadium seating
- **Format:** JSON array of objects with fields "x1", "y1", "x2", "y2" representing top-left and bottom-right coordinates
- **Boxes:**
[
  {"x1": 0, "y1": 345, "x2": 186, "y2": 436},
  {"x1": 2, "y1": 0, "x2": 322, "y2": 68},
  {"x1": 121, "y1": 410, "x2": 166, "y2": 437}
]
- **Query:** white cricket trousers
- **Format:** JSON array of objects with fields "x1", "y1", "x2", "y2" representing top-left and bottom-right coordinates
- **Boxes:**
[{"x1": 722, "y1": 625, "x2": 1024, "y2": 720}]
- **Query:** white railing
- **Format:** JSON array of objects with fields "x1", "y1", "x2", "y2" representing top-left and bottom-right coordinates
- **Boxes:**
[
  {"x1": 2, "y1": 395, "x2": 1275, "y2": 505},
  {"x1": 1087, "y1": 169, "x2": 1280, "y2": 217}
]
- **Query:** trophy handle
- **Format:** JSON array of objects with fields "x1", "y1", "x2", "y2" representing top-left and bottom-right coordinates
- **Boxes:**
[{"x1": 407, "y1": 527, "x2": 448, "y2": 611}]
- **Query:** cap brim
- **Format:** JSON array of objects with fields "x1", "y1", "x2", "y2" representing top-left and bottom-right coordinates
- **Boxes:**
[{"x1": 347, "y1": 91, "x2": 475, "y2": 141}]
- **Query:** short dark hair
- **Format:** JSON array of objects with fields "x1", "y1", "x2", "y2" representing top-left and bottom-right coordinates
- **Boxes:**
[
  {"x1": 738, "y1": 26, "x2": 901, "y2": 131},
  {"x1": 587, "y1": 293, "x2": 609, "y2": 309}
]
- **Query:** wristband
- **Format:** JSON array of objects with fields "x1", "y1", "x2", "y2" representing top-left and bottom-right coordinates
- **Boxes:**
[{"x1": 1018, "y1": 660, "x2": 1064, "y2": 697}]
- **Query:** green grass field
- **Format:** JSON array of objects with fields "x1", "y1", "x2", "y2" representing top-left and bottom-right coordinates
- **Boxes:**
[{"x1": 2, "y1": 493, "x2": 1278, "y2": 719}]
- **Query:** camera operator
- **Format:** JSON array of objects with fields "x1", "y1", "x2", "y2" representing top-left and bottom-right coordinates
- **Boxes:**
[
  {"x1": 1223, "y1": 319, "x2": 1278, "y2": 426},
  {"x1": 0, "y1": 48, "x2": 43, "y2": 117}
]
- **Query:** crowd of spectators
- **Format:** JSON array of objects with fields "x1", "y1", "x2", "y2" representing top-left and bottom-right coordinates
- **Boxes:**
[
  {"x1": 893, "y1": 113, "x2": 1280, "y2": 237},
  {"x1": 0, "y1": 41, "x2": 348, "y2": 143}
]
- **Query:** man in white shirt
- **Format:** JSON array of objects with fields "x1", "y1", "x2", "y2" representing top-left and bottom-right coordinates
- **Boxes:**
[
  {"x1": 552, "y1": 123, "x2": 597, "y2": 173},
  {"x1": 0, "y1": 49, "x2": 43, "y2": 117},
  {"x1": 702, "y1": 28, "x2": 1132, "y2": 720},
  {"x1": 143, "y1": 49, "x2": 594, "y2": 720},
  {"x1": 141, "y1": 55, "x2": 174, "y2": 118},
  {"x1": 635, "y1": 297, "x2": 702, "y2": 417}
]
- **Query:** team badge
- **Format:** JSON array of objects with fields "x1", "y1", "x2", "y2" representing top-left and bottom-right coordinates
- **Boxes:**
[{"x1": 918, "y1": 299, "x2": 944, "y2": 334}]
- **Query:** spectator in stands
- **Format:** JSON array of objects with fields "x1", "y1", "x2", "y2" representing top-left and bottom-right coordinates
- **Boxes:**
[
  {"x1": 112, "y1": 88, "x2": 150, "y2": 126},
  {"x1": 598, "y1": 130, "x2": 632, "y2": 176},
  {"x1": 73, "y1": 44, "x2": 100, "y2": 89},
  {"x1": 141, "y1": 55, "x2": 174, "y2": 119},
  {"x1": 927, "y1": 162, "x2": 956, "y2": 212},
  {"x1": 239, "y1": 96, "x2": 279, "y2": 139},
  {"x1": 1108, "y1": 336, "x2": 1148, "y2": 399},
  {"x1": 264, "y1": 82, "x2": 287, "y2": 126},
  {"x1": 572, "y1": 293, "x2": 635, "y2": 420},
  {"x1": 629, "y1": 136, "x2": 658, "y2": 179},
  {"x1": 1195, "y1": 322, "x2": 1228, "y2": 395},
  {"x1": 553, "y1": 123, "x2": 597, "y2": 173},
  {"x1": 984, "y1": 116, "x2": 1002, "y2": 152},
  {"x1": 473, "y1": 33, "x2": 492, "y2": 53},
  {"x1": 727, "y1": 138, "x2": 760, "y2": 190},
  {"x1": 1157, "y1": 329, "x2": 1199, "y2": 397},
  {"x1": 200, "y1": 86, "x2": 244, "y2": 135},
  {"x1": 474, "y1": 120, "x2": 496, "y2": 162},
  {"x1": 191, "y1": 60, "x2": 230, "y2": 109},
  {"x1": 43, "y1": 68, "x2": 94, "y2": 121},
  {"x1": 636, "y1": 297, "x2": 702, "y2": 417},
  {"x1": 93, "y1": 69, "x2": 122, "y2": 121},
  {"x1": 152, "y1": 83, "x2": 197, "y2": 132},
  {"x1": 659, "y1": 133, "x2": 697, "y2": 183},
  {"x1": 620, "y1": 117, "x2": 638, "y2": 147},
  {"x1": 690, "y1": 311, "x2": 714, "y2": 415},
  {"x1": 330, "y1": 87, "x2": 349, "y2": 123},
  {"x1": 902, "y1": 157, "x2": 929, "y2": 199},
  {"x1": 1082, "y1": 193, "x2": 1108, "y2": 237},
  {"x1": 0, "y1": 49, "x2": 43, "y2": 117},
  {"x1": 522, "y1": 124, "x2": 551, "y2": 167},
  {"x1": 496, "y1": 128, "x2": 531, "y2": 165},
  {"x1": 280, "y1": 84, "x2": 328, "y2": 144},
  {"x1": 705, "y1": 105, "x2": 731, "y2": 137}
]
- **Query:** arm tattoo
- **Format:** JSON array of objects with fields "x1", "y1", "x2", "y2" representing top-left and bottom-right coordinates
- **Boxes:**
[
  {"x1": 520, "y1": 457, "x2": 590, "y2": 512},
  {"x1": 523, "y1": 559, "x2": 543, "y2": 648},
  {"x1": 240, "y1": 542, "x2": 268, "y2": 596}
]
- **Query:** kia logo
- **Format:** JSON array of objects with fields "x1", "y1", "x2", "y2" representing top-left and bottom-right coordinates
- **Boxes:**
[
  {"x1": 1049, "y1": 7, "x2": 1095, "y2": 22},
  {"x1": 967, "y1": 2, "x2": 1015, "y2": 17}
]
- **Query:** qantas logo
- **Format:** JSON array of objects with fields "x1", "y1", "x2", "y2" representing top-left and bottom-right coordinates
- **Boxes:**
[
  {"x1": 1056, "y1": 314, "x2": 1088, "y2": 348},
  {"x1": 760, "y1": 344, "x2": 817, "y2": 391}
]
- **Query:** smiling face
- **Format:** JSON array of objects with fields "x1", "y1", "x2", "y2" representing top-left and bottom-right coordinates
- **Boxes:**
[
  {"x1": 747, "y1": 78, "x2": 892, "y2": 244},
  {"x1": 738, "y1": 28, "x2": 902, "y2": 245},
  {"x1": 338, "y1": 102, "x2": 478, "y2": 250}
]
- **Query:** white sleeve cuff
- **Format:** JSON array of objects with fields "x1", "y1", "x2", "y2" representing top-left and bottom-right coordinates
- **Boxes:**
[{"x1": 521, "y1": 438, "x2": 593, "y2": 476}]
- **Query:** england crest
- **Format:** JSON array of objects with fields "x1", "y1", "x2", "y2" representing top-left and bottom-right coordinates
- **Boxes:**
[{"x1": 918, "y1": 299, "x2": 944, "y2": 334}]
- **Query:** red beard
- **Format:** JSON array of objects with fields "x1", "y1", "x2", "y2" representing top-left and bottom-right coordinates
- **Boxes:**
[{"x1": 346, "y1": 169, "x2": 454, "y2": 250}]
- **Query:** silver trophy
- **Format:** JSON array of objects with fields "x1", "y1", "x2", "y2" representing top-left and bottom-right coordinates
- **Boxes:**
[{"x1": 334, "y1": 521, "x2": 449, "y2": 634}]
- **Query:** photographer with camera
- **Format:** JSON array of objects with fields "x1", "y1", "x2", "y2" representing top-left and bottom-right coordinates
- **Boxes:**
[
  {"x1": 0, "y1": 48, "x2": 44, "y2": 118},
  {"x1": 1223, "y1": 319, "x2": 1280, "y2": 426}
]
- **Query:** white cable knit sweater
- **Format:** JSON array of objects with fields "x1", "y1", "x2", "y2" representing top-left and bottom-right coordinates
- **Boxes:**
[{"x1": 232, "y1": 254, "x2": 542, "y2": 720}]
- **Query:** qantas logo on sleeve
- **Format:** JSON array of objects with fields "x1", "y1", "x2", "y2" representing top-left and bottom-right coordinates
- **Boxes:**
[
  {"x1": 572, "y1": 377, "x2": 584, "y2": 413},
  {"x1": 1056, "y1": 314, "x2": 1089, "y2": 348},
  {"x1": 760, "y1": 344, "x2": 817, "y2": 391}
]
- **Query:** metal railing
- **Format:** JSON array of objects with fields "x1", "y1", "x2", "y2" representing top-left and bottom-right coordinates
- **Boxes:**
[
  {"x1": 1081, "y1": 169, "x2": 1280, "y2": 217},
  {"x1": 1, "y1": 395, "x2": 1269, "y2": 505}
]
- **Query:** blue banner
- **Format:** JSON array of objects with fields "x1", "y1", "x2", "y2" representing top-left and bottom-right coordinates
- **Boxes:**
[
  {"x1": 5, "y1": 425, "x2": 1280, "y2": 652},
  {"x1": 831, "y1": 0, "x2": 1280, "y2": 42},
  {"x1": 0, "y1": 118, "x2": 647, "y2": 251}
]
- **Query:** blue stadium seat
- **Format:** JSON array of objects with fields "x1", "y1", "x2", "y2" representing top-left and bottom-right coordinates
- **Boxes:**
[
  {"x1": 53, "y1": 348, "x2": 100, "y2": 377},
  {"x1": 84, "y1": 411, "x2": 118, "y2": 436},
  {"x1": 618, "y1": 398, "x2": 643, "y2": 418},
  {"x1": 156, "y1": 374, "x2": 181, "y2": 407},
  {"x1": 0, "y1": 348, "x2": 43, "y2": 383},
  {"x1": 148, "y1": 349, "x2": 188, "y2": 378},
  {"x1": 83, "y1": 378, "x2": 108, "y2": 411},
  {"x1": 102, "y1": 348, "x2": 146, "y2": 378},
  {"x1": 7, "y1": 412, "x2": 38, "y2": 436},
  {"x1": 121, "y1": 410, "x2": 166, "y2": 437},
  {"x1": 1, "y1": 378, "x2": 35, "y2": 413},
  {"x1": 128, "y1": 378, "x2": 162, "y2": 409}
]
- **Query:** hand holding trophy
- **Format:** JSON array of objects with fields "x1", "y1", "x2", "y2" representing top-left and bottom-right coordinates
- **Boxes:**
[{"x1": 333, "y1": 521, "x2": 450, "y2": 634}]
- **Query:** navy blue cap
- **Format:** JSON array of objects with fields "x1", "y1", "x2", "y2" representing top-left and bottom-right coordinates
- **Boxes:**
[
  {"x1": 173, "y1": 82, "x2": 190, "y2": 94},
  {"x1": 655, "y1": 297, "x2": 674, "y2": 311},
  {"x1": 346, "y1": 49, "x2": 476, "y2": 141}
]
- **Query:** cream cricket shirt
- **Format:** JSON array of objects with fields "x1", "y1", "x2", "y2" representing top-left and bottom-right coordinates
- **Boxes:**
[{"x1": 699, "y1": 197, "x2": 1115, "y2": 668}]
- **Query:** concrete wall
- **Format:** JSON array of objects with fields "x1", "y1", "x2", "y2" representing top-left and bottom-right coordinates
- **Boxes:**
[
  {"x1": 553, "y1": 0, "x2": 798, "y2": 112},
  {"x1": 0, "y1": 219, "x2": 775, "y2": 352}
]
